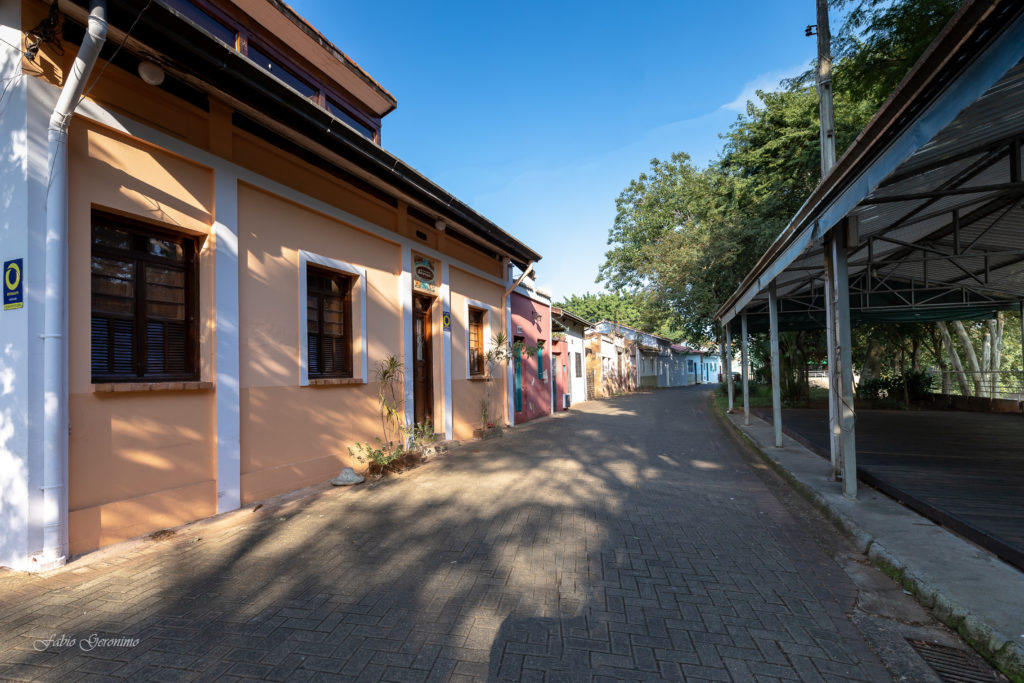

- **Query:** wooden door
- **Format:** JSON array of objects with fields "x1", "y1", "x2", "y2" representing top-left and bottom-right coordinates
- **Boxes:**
[{"x1": 413, "y1": 294, "x2": 433, "y2": 427}]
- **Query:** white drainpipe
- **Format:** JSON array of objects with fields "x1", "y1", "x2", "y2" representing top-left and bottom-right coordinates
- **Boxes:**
[{"x1": 38, "y1": 0, "x2": 107, "y2": 570}]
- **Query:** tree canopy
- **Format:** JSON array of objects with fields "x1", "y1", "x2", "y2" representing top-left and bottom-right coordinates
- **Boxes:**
[
  {"x1": 554, "y1": 290, "x2": 684, "y2": 340},
  {"x1": 598, "y1": 0, "x2": 964, "y2": 347}
]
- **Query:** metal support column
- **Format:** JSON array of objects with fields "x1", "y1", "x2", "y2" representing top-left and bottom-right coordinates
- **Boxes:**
[
  {"x1": 725, "y1": 323, "x2": 734, "y2": 411},
  {"x1": 768, "y1": 281, "x2": 782, "y2": 447},
  {"x1": 832, "y1": 234, "x2": 857, "y2": 498},
  {"x1": 823, "y1": 237, "x2": 841, "y2": 478},
  {"x1": 741, "y1": 312, "x2": 750, "y2": 426}
]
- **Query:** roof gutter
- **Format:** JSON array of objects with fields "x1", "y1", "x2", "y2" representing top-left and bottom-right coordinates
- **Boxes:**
[{"x1": 38, "y1": 0, "x2": 107, "y2": 571}]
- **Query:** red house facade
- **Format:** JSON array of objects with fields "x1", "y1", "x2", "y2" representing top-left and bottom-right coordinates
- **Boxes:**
[{"x1": 509, "y1": 286, "x2": 552, "y2": 424}]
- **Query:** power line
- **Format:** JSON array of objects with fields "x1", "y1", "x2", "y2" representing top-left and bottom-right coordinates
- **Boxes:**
[{"x1": 76, "y1": 0, "x2": 154, "y2": 109}]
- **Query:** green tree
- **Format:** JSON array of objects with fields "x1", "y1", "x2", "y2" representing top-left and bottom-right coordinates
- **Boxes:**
[
  {"x1": 556, "y1": 291, "x2": 637, "y2": 326},
  {"x1": 598, "y1": 0, "x2": 962, "y2": 358}
]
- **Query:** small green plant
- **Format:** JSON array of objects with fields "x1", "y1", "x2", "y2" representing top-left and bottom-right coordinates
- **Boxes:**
[
  {"x1": 476, "y1": 331, "x2": 540, "y2": 428},
  {"x1": 409, "y1": 418, "x2": 437, "y2": 447},
  {"x1": 856, "y1": 370, "x2": 934, "y2": 408},
  {"x1": 349, "y1": 355, "x2": 408, "y2": 472}
]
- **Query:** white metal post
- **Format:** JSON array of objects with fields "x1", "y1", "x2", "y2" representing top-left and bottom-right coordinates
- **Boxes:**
[
  {"x1": 832, "y1": 234, "x2": 857, "y2": 498},
  {"x1": 741, "y1": 312, "x2": 750, "y2": 426},
  {"x1": 724, "y1": 323, "x2": 734, "y2": 411},
  {"x1": 768, "y1": 282, "x2": 782, "y2": 447},
  {"x1": 823, "y1": 237, "x2": 841, "y2": 478}
]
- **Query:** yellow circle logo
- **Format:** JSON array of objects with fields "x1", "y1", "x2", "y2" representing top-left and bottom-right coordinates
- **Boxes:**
[{"x1": 4, "y1": 262, "x2": 20, "y2": 291}]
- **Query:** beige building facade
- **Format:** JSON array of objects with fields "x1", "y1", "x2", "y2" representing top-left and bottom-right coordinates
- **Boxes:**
[{"x1": 1, "y1": 0, "x2": 539, "y2": 568}]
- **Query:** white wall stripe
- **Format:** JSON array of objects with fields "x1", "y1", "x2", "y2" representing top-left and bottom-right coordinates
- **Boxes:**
[
  {"x1": 401, "y1": 245, "x2": 414, "y2": 430},
  {"x1": 214, "y1": 173, "x2": 241, "y2": 514},
  {"x1": 506, "y1": 292, "x2": 515, "y2": 426},
  {"x1": 442, "y1": 262, "x2": 453, "y2": 440}
]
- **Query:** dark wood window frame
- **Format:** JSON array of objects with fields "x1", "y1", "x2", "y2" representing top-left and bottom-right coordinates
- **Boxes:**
[
  {"x1": 307, "y1": 266, "x2": 355, "y2": 379},
  {"x1": 468, "y1": 307, "x2": 485, "y2": 376},
  {"x1": 91, "y1": 214, "x2": 200, "y2": 383},
  {"x1": 575, "y1": 351, "x2": 582, "y2": 378}
]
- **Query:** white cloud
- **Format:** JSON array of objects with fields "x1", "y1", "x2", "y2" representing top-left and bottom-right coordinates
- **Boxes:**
[{"x1": 721, "y1": 62, "x2": 809, "y2": 113}]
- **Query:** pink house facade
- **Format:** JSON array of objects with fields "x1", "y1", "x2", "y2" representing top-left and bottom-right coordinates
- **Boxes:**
[{"x1": 509, "y1": 286, "x2": 552, "y2": 424}]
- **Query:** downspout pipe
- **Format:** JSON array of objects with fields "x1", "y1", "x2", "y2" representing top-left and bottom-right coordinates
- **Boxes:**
[{"x1": 38, "y1": 0, "x2": 107, "y2": 570}]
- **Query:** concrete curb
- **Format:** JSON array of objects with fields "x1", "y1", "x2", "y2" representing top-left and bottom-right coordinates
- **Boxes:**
[{"x1": 711, "y1": 399, "x2": 1024, "y2": 682}]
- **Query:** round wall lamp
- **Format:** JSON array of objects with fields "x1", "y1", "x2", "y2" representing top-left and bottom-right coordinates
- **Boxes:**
[{"x1": 138, "y1": 59, "x2": 165, "y2": 86}]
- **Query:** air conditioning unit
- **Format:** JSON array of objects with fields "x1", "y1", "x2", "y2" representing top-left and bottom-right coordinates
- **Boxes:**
[{"x1": 562, "y1": 394, "x2": 571, "y2": 409}]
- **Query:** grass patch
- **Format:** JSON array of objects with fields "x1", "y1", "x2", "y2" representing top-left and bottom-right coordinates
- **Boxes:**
[
  {"x1": 713, "y1": 382, "x2": 774, "y2": 413},
  {"x1": 713, "y1": 382, "x2": 830, "y2": 413}
]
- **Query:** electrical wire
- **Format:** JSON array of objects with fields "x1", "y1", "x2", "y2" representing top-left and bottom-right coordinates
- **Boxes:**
[
  {"x1": 75, "y1": 0, "x2": 154, "y2": 109},
  {"x1": 0, "y1": 67, "x2": 25, "y2": 116},
  {"x1": 43, "y1": 0, "x2": 155, "y2": 200}
]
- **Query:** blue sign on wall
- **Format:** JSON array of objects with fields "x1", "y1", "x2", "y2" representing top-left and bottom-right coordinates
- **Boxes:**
[
  {"x1": 3, "y1": 259, "x2": 23, "y2": 311},
  {"x1": 442, "y1": 310, "x2": 451, "y2": 331}
]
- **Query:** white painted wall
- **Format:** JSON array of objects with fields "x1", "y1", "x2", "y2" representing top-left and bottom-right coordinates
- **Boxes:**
[
  {"x1": 0, "y1": 11, "x2": 52, "y2": 570},
  {"x1": 563, "y1": 327, "x2": 586, "y2": 406}
]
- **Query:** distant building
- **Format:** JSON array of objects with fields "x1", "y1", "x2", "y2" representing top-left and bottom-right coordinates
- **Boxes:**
[
  {"x1": 509, "y1": 282, "x2": 552, "y2": 424},
  {"x1": 552, "y1": 308, "x2": 591, "y2": 409}
]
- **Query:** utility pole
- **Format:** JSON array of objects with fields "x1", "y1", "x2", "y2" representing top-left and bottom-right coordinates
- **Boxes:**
[
  {"x1": 815, "y1": 0, "x2": 836, "y2": 176},
  {"x1": 810, "y1": 0, "x2": 844, "y2": 481}
]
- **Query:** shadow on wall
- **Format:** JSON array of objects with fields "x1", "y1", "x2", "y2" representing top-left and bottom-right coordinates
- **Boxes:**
[
  {"x1": 1, "y1": 43, "x2": 29, "y2": 569},
  {"x1": 601, "y1": 367, "x2": 637, "y2": 397}
]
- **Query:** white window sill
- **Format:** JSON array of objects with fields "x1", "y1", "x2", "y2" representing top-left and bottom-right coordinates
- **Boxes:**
[
  {"x1": 92, "y1": 381, "x2": 213, "y2": 393},
  {"x1": 307, "y1": 377, "x2": 365, "y2": 386}
]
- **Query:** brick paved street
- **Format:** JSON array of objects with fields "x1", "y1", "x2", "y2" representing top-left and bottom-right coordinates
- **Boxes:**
[{"x1": 1, "y1": 388, "x2": 900, "y2": 681}]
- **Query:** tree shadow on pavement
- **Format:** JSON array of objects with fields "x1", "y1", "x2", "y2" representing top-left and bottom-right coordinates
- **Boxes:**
[{"x1": 0, "y1": 388, "x2": 888, "y2": 681}]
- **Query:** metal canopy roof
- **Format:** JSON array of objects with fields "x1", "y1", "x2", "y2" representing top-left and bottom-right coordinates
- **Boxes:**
[{"x1": 717, "y1": 0, "x2": 1024, "y2": 334}]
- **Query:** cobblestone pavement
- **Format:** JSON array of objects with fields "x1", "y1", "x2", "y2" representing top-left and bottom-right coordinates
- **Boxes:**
[{"x1": 0, "y1": 388, "x2": 899, "y2": 681}]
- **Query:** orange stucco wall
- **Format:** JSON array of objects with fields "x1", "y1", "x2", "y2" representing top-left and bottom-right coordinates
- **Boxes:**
[
  {"x1": 30, "y1": 5, "x2": 524, "y2": 555},
  {"x1": 237, "y1": 183, "x2": 402, "y2": 503},
  {"x1": 67, "y1": 122, "x2": 218, "y2": 556},
  {"x1": 449, "y1": 267, "x2": 507, "y2": 440}
]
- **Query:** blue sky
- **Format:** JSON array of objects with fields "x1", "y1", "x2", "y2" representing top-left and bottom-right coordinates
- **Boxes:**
[{"x1": 287, "y1": 1, "x2": 820, "y2": 300}]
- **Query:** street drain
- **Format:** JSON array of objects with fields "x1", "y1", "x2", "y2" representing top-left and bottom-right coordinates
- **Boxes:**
[{"x1": 907, "y1": 640, "x2": 1003, "y2": 682}]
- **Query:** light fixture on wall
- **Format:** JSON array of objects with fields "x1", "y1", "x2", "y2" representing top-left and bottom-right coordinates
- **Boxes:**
[
  {"x1": 138, "y1": 59, "x2": 165, "y2": 86},
  {"x1": 434, "y1": 218, "x2": 446, "y2": 231}
]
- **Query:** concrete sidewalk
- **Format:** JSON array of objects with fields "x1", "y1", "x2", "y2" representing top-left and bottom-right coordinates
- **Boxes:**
[{"x1": 724, "y1": 408, "x2": 1024, "y2": 679}]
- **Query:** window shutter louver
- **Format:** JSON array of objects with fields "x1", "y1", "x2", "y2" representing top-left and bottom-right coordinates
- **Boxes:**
[{"x1": 91, "y1": 215, "x2": 197, "y2": 382}]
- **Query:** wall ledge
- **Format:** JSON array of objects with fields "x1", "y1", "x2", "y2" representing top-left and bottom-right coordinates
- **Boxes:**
[
  {"x1": 92, "y1": 381, "x2": 214, "y2": 393},
  {"x1": 307, "y1": 377, "x2": 364, "y2": 386}
]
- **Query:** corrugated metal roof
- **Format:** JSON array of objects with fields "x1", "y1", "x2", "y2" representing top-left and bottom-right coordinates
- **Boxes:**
[
  {"x1": 736, "y1": 54, "x2": 1024, "y2": 319},
  {"x1": 718, "y1": 0, "x2": 1024, "y2": 327}
]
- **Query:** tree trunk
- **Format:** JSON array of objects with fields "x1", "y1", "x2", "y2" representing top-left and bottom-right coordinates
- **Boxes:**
[
  {"x1": 990, "y1": 314, "x2": 1004, "y2": 397},
  {"x1": 981, "y1": 325, "x2": 992, "y2": 397},
  {"x1": 911, "y1": 338, "x2": 921, "y2": 372},
  {"x1": 860, "y1": 339, "x2": 884, "y2": 384},
  {"x1": 929, "y1": 326, "x2": 950, "y2": 394},
  {"x1": 937, "y1": 322, "x2": 971, "y2": 395},
  {"x1": 953, "y1": 320, "x2": 984, "y2": 396},
  {"x1": 901, "y1": 346, "x2": 910, "y2": 408}
]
